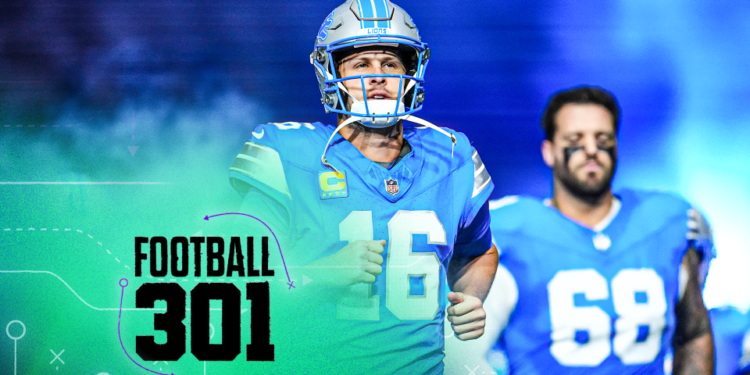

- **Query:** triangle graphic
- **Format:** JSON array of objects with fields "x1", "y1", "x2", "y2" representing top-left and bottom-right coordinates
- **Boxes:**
[
  {"x1": 303, "y1": 274, "x2": 313, "y2": 286},
  {"x1": 127, "y1": 146, "x2": 139, "y2": 156}
]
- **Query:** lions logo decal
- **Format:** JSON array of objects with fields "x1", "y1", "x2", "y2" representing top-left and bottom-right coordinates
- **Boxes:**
[{"x1": 317, "y1": 11, "x2": 335, "y2": 42}]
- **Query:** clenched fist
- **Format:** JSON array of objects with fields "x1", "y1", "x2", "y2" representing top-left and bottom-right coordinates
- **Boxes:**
[
  {"x1": 310, "y1": 239, "x2": 385, "y2": 287},
  {"x1": 447, "y1": 291, "x2": 486, "y2": 340}
]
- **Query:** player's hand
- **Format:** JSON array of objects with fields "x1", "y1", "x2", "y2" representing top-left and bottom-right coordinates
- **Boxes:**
[
  {"x1": 312, "y1": 240, "x2": 385, "y2": 287},
  {"x1": 447, "y1": 291, "x2": 486, "y2": 341}
]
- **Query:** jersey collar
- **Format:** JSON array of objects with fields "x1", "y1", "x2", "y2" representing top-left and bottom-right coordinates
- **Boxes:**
[{"x1": 542, "y1": 195, "x2": 622, "y2": 232}]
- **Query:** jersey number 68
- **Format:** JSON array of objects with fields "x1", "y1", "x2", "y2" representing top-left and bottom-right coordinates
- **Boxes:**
[{"x1": 548, "y1": 268, "x2": 667, "y2": 366}]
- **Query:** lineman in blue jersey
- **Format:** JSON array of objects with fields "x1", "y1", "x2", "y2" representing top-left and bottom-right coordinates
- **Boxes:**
[
  {"x1": 445, "y1": 86, "x2": 714, "y2": 374},
  {"x1": 711, "y1": 306, "x2": 750, "y2": 375},
  {"x1": 228, "y1": 1, "x2": 498, "y2": 373}
]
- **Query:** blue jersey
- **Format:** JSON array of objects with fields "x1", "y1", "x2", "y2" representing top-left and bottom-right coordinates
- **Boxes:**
[
  {"x1": 489, "y1": 190, "x2": 707, "y2": 375},
  {"x1": 711, "y1": 307, "x2": 750, "y2": 375},
  {"x1": 228, "y1": 121, "x2": 493, "y2": 374}
]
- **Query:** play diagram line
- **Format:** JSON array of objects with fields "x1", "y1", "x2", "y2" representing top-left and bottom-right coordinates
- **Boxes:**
[
  {"x1": 2, "y1": 227, "x2": 130, "y2": 270},
  {"x1": 0, "y1": 270, "x2": 138, "y2": 311},
  {"x1": 0, "y1": 270, "x2": 241, "y2": 313}
]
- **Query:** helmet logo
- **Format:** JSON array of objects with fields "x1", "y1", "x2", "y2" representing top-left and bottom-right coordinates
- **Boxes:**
[{"x1": 317, "y1": 11, "x2": 335, "y2": 42}]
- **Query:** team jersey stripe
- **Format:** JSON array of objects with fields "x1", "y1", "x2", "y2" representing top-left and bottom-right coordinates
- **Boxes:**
[
  {"x1": 357, "y1": 0, "x2": 375, "y2": 28},
  {"x1": 472, "y1": 151, "x2": 491, "y2": 198},
  {"x1": 373, "y1": 0, "x2": 388, "y2": 28},
  {"x1": 383, "y1": 0, "x2": 391, "y2": 28},
  {"x1": 229, "y1": 142, "x2": 290, "y2": 198}
]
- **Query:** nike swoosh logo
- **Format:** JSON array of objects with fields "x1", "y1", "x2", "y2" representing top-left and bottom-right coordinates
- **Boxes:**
[{"x1": 252, "y1": 129, "x2": 264, "y2": 139}]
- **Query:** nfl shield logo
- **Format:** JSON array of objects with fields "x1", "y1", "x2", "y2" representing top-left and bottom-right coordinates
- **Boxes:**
[{"x1": 384, "y1": 178, "x2": 399, "y2": 196}]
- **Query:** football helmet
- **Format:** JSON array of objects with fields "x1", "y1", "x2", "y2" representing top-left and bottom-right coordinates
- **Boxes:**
[{"x1": 311, "y1": 0, "x2": 429, "y2": 128}]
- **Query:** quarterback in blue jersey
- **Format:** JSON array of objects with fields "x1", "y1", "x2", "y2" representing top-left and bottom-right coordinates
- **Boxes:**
[
  {"x1": 228, "y1": 1, "x2": 497, "y2": 373},
  {"x1": 445, "y1": 86, "x2": 714, "y2": 374},
  {"x1": 711, "y1": 306, "x2": 750, "y2": 375}
]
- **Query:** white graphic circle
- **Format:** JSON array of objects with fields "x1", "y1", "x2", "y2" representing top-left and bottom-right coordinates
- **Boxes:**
[{"x1": 5, "y1": 320, "x2": 26, "y2": 340}]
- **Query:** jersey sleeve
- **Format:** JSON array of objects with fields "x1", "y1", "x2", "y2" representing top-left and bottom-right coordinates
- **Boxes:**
[
  {"x1": 453, "y1": 147, "x2": 495, "y2": 257},
  {"x1": 228, "y1": 124, "x2": 292, "y2": 208},
  {"x1": 228, "y1": 185, "x2": 294, "y2": 257},
  {"x1": 454, "y1": 200, "x2": 492, "y2": 258}
]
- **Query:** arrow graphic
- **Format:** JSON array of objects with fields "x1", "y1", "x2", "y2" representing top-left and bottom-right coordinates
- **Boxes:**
[
  {"x1": 117, "y1": 278, "x2": 175, "y2": 375},
  {"x1": 204, "y1": 213, "x2": 294, "y2": 289}
]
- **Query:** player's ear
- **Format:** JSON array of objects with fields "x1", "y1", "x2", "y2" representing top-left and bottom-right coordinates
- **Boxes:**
[{"x1": 541, "y1": 140, "x2": 555, "y2": 168}]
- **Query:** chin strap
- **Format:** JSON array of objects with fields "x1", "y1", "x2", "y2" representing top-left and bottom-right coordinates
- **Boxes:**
[
  {"x1": 320, "y1": 114, "x2": 457, "y2": 172},
  {"x1": 320, "y1": 115, "x2": 361, "y2": 172}
]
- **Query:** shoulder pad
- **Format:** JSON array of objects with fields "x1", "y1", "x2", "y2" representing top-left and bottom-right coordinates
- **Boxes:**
[
  {"x1": 411, "y1": 125, "x2": 475, "y2": 164},
  {"x1": 618, "y1": 189, "x2": 693, "y2": 228},
  {"x1": 228, "y1": 122, "x2": 326, "y2": 201},
  {"x1": 489, "y1": 195, "x2": 547, "y2": 233},
  {"x1": 250, "y1": 122, "x2": 328, "y2": 152},
  {"x1": 620, "y1": 188, "x2": 715, "y2": 257},
  {"x1": 620, "y1": 188, "x2": 692, "y2": 212}
]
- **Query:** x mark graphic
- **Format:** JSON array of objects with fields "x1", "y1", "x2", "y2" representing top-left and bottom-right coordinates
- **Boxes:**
[{"x1": 50, "y1": 349, "x2": 65, "y2": 365}]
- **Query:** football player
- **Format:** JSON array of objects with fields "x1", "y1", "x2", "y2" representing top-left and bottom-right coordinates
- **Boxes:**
[
  {"x1": 228, "y1": 1, "x2": 497, "y2": 373},
  {"x1": 445, "y1": 86, "x2": 714, "y2": 374},
  {"x1": 711, "y1": 306, "x2": 750, "y2": 375}
]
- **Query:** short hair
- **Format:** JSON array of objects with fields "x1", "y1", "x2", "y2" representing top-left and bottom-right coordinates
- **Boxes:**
[{"x1": 541, "y1": 86, "x2": 621, "y2": 141}]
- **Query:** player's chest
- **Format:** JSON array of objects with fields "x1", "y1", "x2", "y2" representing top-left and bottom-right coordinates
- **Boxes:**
[
  {"x1": 319, "y1": 183, "x2": 458, "y2": 245},
  {"x1": 506, "y1": 230, "x2": 684, "y2": 293},
  {"x1": 505, "y1": 235, "x2": 683, "y2": 369},
  {"x1": 291, "y1": 168, "x2": 460, "y2": 254}
]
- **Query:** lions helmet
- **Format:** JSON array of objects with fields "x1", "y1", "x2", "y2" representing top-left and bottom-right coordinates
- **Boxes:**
[{"x1": 311, "y1": 0, "x2": 429, "y2": 128}]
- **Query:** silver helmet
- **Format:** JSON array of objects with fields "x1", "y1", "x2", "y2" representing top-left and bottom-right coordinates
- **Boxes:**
[{"x1": 310, "y1": 0, "x2": 430, "y2": 128}]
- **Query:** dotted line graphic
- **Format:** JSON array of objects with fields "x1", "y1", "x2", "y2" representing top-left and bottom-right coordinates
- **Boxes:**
[
  {"x1": 2, "y1": 227, "x2": 129, "y2": 271},
  {"x1": 153, "y1": 278, "x2": 241, "y2": 282},
  {"x1": 1, "y1": 124, "x2": 80, "y2": 128}
]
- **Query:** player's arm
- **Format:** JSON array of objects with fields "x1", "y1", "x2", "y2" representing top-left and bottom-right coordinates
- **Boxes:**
[
  {"x1": 673, "y1": 207, "x2": 716, "y2": 374},
  {"x1": 448, "y1": 244, "x2": 498, "y2": 301},
  {"x1": 446, "y1": 201, "x2": 499, "y2": 340},
  {"x1": 672, "y1": 247, "x2": 714, "y2": 375},
  {"x1": 444, "y1": 263, "x2": 517, "y2": 375}
]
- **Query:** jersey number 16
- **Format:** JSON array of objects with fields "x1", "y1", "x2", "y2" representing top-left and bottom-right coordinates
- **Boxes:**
[{"x1": 338, "y1": 210, "x2": 446, "y2": 321}]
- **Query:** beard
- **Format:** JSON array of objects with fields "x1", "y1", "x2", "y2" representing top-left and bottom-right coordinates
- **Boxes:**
[{"x1": 555, "y1": 154, "x2": 616, "y2": 204}]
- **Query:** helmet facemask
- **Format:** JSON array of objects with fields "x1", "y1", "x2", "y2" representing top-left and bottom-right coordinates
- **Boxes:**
[{"x1": 329, "y1": 46, "x2": 422, "y2": 128}]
